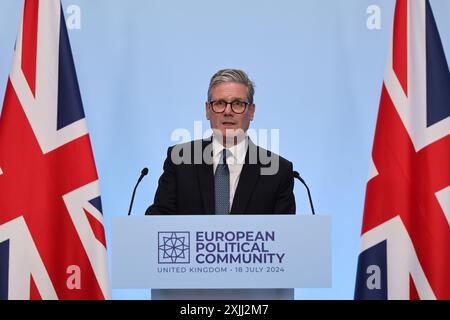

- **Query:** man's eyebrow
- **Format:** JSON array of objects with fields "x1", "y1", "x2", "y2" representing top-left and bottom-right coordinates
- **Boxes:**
[{"x1": 214, "y1": 98, "x2": 247, "y2": 101}]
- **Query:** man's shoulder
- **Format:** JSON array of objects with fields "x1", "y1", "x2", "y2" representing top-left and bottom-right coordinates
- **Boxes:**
[
  {"x1": 165, "y1": 138, "x2": 212, "y2": 166},
  {"x1": 168, "y1": 138, "x2": 211, "y2": 151}
]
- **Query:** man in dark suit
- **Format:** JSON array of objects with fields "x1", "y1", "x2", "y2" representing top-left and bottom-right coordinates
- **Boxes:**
[{"x1": 146, "y1": 69, "x2": 295, "y2": 215}]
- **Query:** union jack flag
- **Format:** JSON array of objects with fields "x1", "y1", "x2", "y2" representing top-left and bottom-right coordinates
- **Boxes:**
[
  {"x1": 355, "y1": 0, "x2": 450, "y2": 299},
  {"x1": 0, "y1": 1, "x2": 110, "y2": 299}
]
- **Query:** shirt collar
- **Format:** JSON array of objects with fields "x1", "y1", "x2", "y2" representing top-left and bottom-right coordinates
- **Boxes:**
[{"x1": 212, "y1": 135, "x2": 248, "y2": 165}]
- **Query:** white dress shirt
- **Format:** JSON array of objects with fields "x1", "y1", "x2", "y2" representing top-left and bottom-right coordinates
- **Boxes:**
[{"x1": 212, "y1": 136, "x2": 248, "y2": 210}]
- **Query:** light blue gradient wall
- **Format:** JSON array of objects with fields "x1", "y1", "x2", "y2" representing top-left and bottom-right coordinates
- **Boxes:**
[{"x1": 1, "y1": 0, "x2": 449, "y2": 300}]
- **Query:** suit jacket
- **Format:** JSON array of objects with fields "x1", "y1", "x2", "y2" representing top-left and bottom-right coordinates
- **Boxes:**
[{"x1": 145, "y1": 137, "x2": 295, "y2": 215}]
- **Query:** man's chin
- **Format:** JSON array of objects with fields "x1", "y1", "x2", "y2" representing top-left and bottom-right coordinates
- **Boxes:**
[
  {"x1": 215, "y1": 127, "x2": 243, "y2": 136},
  {"x1": 213, "y1": 128, "x2": 246, "y2": 145}
]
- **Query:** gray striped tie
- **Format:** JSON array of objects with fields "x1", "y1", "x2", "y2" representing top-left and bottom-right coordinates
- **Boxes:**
[{"x1": 215, "y1": 149, "x2": 230, "y2": 214}]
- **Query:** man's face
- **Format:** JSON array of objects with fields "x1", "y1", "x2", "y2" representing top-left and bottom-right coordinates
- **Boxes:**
[{"x1": 206, "y1": 81, "x2": 255, "y2": 140}]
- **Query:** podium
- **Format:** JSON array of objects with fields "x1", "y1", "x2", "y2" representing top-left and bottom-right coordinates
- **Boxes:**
[{"x1": 111, "y1": 215, "x2": 331, "y2": 300}]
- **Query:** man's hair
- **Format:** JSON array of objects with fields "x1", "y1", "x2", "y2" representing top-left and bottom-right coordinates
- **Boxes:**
[{"x1": 207, "y1": 69, "x2": 255, "y2": 104}]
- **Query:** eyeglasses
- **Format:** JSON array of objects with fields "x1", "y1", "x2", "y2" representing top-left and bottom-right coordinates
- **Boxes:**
[{"x1": 209, "y1": 100, "x2": 250, "y2": 114}]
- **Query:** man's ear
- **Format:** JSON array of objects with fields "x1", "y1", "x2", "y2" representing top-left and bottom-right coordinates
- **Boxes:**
[
  {"x1": 249, "y1": 103, "x2": 256, "y2": 121},
  {"x1": 205, "y1": 102, "x2": 210, "y2": 120}
]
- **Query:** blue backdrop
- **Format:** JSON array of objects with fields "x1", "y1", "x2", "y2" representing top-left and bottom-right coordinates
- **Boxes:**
[{"x1": 1, "y1": 0, "x2": 449, "y2": 299}]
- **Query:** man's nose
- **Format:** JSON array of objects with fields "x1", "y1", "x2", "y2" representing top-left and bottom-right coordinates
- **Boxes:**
[{"x1": 223, "y1": 103, "x2": 233, "y2": 115}]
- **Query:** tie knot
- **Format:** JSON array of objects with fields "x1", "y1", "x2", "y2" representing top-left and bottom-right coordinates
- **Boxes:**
[{"x1": 221, "y1": 149, "x2": 231, "y2": 165}]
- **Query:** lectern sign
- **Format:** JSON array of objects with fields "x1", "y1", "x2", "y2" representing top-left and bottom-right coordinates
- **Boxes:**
[
  {"x1": 112, "y1": 215, "x2": 331, "y2": 289},
  {"x1": 158, "y1": 232, "x2": 190, "y2": 264}
]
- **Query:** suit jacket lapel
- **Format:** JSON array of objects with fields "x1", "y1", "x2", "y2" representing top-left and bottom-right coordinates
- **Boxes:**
[
  {"x1": 230, "y1": 139, "x2": 260, "y2": 214},
  {"x1": 196, "y1": 138, "x2": 215, "y2": 214}
]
